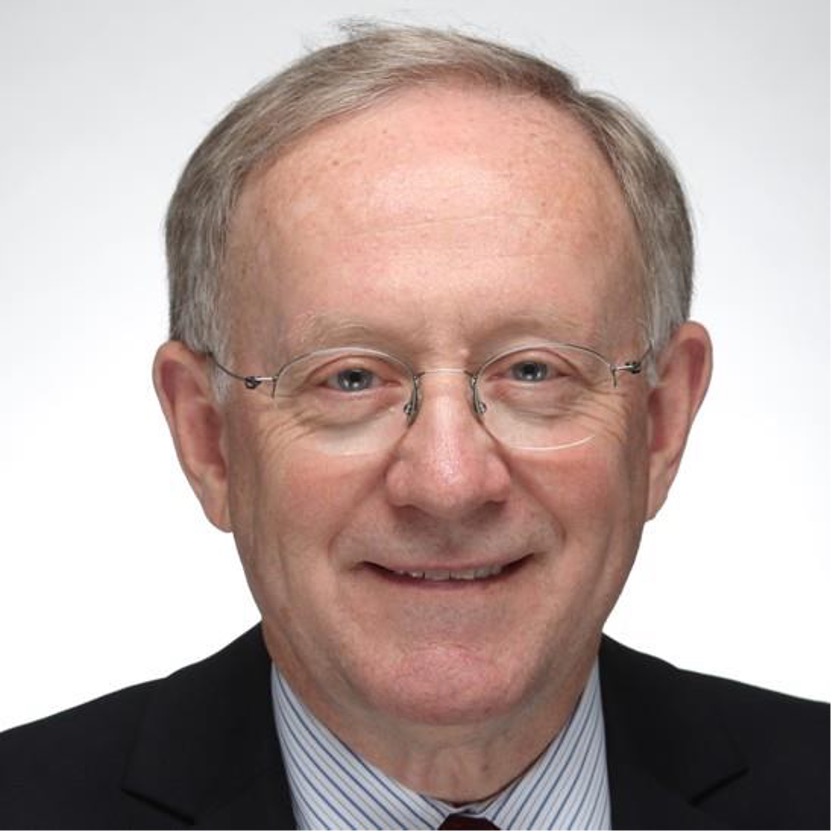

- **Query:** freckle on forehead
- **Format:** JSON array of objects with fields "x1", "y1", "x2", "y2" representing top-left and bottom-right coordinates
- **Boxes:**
[
  {"x1": 255, "y1": 88, "x2": 613, "y2": 202},
  {"x1": 227, "y1": 84, "x2": 642, "y2": 352}
]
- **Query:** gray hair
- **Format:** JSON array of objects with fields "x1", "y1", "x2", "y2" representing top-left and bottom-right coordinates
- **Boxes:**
[{"x1": 165, "y1": 23, "x2": 693, "y2": 363}]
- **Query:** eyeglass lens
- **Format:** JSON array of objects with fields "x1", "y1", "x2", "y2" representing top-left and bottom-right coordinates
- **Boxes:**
[{"x1": 264, "y1": 344, "x2": 619, "y2": 455}]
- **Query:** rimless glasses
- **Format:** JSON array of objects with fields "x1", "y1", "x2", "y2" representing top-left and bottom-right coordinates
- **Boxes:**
[{"x1": 211, "y1": 341, "x2": 649, "y2": 456}]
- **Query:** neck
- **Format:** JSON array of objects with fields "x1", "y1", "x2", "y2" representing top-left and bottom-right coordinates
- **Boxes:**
[{"x1": 272, "y1": 639, "x2": 597, "y2": 802}]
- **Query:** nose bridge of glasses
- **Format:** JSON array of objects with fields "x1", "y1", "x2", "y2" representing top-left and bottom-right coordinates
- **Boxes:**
[
  {"x1": 406, "y1": 367, "x2": 481, "y2": 425},
  {"x1": 416, "y1": 367, "x2": 475, "y2": 381}
]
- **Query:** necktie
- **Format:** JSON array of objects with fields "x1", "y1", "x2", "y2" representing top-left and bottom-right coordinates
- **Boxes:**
[{"x1": 438, "y1": 814, "x2": 499, "y2": 830}]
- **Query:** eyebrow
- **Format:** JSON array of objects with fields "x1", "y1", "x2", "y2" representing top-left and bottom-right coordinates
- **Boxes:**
[
  {"x1": 279, "y1": 306, "x2": 600, "y2": 361},
  {"x1": 481, "y1": 309, "x2": 589, "y2": 343},
  {"x1": 287, "y1": 314, "x2": 391, "y2": 354}
]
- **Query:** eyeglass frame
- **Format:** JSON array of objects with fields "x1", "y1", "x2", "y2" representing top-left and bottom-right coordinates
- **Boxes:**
[{"x1": 208, "y1": 340, "x2": 651, "y2": 433}]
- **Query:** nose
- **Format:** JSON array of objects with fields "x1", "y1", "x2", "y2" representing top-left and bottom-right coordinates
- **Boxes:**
[{"x1": 384, "y1": 372, "x2": 512, "y2": 519}]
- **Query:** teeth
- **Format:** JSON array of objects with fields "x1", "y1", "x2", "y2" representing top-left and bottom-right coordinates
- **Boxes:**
[{"x1": 394, "y1": 564, "x2": 504, "y2": 581}]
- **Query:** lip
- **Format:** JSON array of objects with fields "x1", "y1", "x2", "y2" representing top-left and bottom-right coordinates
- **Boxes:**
[{"x1": 365, "y1": 554, "x2": 531, "y2": 587}]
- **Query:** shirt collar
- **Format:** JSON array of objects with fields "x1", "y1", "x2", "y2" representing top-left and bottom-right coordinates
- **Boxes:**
[{"x1": 271, "y1": 663, "x2": 610, "y2": 830}]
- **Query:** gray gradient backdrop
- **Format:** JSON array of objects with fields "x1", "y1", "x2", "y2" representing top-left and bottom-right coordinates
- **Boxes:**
[{"x1": 1, "y1": 0, "x2": 828, "y2": 731}]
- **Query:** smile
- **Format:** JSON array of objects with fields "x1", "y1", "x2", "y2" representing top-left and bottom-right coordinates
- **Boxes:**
[{"x1": 391, "y1": 564, "x2": 505, "y2": 582}]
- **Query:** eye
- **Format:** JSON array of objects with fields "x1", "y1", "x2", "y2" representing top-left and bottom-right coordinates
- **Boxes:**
[
  {"x1": 480, "y1": 346, "x2": 587, "y2": 391},
  {"x1": 278, "y1": 349, "x2": 411, "y2": 406},
  {"x1": 510, "y1": 360, "x2": 550, "y2": 383},
  {"x1": 329, "y1": 367, "x2": 377, "y2": 392}
]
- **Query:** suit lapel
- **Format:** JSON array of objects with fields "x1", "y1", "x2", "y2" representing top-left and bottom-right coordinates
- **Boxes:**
[
  {"x1": 121, "y1": 626, "x2": 296, "y2": 829},
  {"x1": 599, "y1": 636, "x2": 748, "y2": 830},
  {"x1": 119, "y1": 627, "x2": 751, "y2": 829}
]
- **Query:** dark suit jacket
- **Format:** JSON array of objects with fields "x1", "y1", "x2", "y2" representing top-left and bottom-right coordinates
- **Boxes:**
[{"x1": 0, "y1": 626, "x2": 828, "y2": 829}]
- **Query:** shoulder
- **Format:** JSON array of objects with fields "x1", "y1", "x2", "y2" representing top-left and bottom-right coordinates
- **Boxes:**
[
  {"x1": 599, "y1": 636, "x2": 829, "y2": 830},
  {"x1": 0, "y1": 678, "x2": 160, "y2": 827},
  {"x1": 600, "y1": 635, "x2": 829, "y2": 728},
  {"x1": 0, "y1": 627, "x2": 273, "y2": 829}
]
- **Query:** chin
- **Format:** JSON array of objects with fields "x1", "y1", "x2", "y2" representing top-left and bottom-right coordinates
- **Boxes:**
[{"x1": 363, "y1": 647, "x2": 536, "y2": 728}]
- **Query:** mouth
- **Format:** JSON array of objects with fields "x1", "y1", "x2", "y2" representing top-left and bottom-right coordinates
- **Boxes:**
[{"x1": 367, "y1": 556, "x2": 528, "y2": 585}]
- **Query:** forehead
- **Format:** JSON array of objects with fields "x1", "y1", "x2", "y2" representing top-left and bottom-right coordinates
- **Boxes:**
[{"x1": 226, "y1": 83, "x2": 641, "y2": 352}]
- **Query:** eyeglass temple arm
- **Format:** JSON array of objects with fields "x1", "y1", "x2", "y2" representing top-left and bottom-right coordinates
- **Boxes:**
[
  {"x1": 209, "y1": 355, "x2": 274, "y2": 390},
  {"x1": 611, "y1": 344, "x2": 652, "y2": 382}
]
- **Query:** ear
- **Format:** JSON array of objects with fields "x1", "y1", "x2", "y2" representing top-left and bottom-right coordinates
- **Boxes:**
[
  {"x1": 646, "y1": 321, "x2": 713, "y2": 519},
  {"x1": 153, "y1": 341, "x2": 232, "y2": 531}
]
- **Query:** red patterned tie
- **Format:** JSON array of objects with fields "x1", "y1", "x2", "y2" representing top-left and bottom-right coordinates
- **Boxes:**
[{"x1": 438, "y1": 814, "x2": 499, "y2": 830}]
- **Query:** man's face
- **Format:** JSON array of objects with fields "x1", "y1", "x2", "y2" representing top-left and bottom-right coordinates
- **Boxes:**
[{"x1": 219, "y1": 86, "x2": 653, "y2": 734}]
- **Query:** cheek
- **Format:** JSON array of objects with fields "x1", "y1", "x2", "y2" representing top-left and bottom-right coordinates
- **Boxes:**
[
  {"x1": 525, "y1": 411, "x2": 647, "y2": 514},
  {"x1": 520, "y1": 408, "x2": 650, "y2": 576},
  {"x1": 224, "y1": 409, "x2": 382, "y2": 580}
]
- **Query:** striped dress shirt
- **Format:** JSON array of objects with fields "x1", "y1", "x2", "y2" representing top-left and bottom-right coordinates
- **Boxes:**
[{"x1": 270, "y1": 662, "x2": 610, "y2": 830}]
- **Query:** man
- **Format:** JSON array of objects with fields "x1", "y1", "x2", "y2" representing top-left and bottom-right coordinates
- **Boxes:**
[{"x1": 0, "y1": 23, "x2": 827, "y2": 831}]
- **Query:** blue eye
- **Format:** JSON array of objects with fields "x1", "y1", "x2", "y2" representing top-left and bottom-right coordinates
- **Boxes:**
[
  {"x1": 511, "y1": 361, "x2": 550, "y2": 382},
  {"x1": 332, "y1": 368, "x2": 376, "y2": 392}
]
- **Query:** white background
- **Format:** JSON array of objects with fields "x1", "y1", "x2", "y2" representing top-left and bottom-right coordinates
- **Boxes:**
[{"x1": 0, "y1": 0, "x2": 828, "y2": 732}]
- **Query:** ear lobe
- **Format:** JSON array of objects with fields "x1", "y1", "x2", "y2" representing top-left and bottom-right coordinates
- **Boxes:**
[
  {"x1": 646, "y1": 321, "x2": 713, "y2": 519},
  {"x1": 153, "y1": 341, "x2": 232, "y2": 531}
]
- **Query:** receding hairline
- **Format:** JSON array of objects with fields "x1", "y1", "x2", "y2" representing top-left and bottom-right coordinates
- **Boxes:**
[
  {"x1": 224, "y1": 76, "x2": 645, "y2": 280},
  {"x1": 219, "y1": 80, "x2": 647, "y2": 370},
  {"x1": 166, "y1": 23, "x2": 692, "y2": 365}
]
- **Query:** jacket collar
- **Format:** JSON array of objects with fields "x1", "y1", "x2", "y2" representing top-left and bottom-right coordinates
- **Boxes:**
[
  {"x1": 120, "y1": 627, "x2": 749, "y2": 829},
  {"x1": 599, "y1": 636, "x2": 749, "y2": 829},
  {"x1": 121, "y1": 626, "x2": 295, "y2": 828}
]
